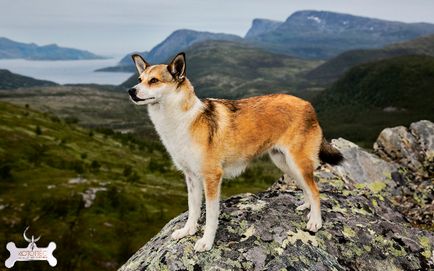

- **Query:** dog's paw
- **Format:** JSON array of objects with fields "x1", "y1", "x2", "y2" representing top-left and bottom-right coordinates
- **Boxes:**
[
  {"x1": 296, "y1": 202, "x2": 310, "y2": 211},
  {"x1": 306, "y1": 213, "x2": 322, "y2": 232},
  {"x1": 171, "y1": 225, "x2": 197, "y2": 240},
  {"x1": 194, "y1": 237, "x2": 213, "y2": 252}
]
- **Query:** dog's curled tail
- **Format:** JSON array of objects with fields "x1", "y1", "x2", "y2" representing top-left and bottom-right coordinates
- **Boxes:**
[{"x1": 319, "y1": 138, "x2": 343, "y2": 165}]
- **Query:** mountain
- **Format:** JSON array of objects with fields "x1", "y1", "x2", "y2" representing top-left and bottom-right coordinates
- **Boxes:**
[
  {"x1": 306, "y1": 34, "x2": 434, "y2": 84},
  {"x1": 0, "y1": 37, "x2": 104, "y2": 60},
  {"x1": 245, "y1": 10, "x2": 434, "y2": 59},
  {"x1": 97, "y1": 30, "x2": 242, "y2": 72},
  {"x1": 0, "y1": 69, "x2": 57, "y2": 89},
  {"x1": 314, "y1": 55, "x2": 434, "y2": 145},
  {"x1": 244, "y1": 18, "x2": 283, "y2": 39},
  {"x1": 121, "y1": 40, "x2": 322, "y2": 99}
]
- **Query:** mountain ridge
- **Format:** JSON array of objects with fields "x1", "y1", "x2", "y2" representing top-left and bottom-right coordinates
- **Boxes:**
[
  {"x1": 245, "y1": 10, "x2": 434, "y2": 59},
  {"x1": 97, "y1": 30, "x2": 242, "y2": 72},
  {"x1": 101, "y1": 10, "x2": 434, "y2": 73},
  {"x1": 120, "y1": 40, "x2": 322, "y2": 99},
  {"x1": 0, "y1": 37, "x2": 104, "y2": 60}
]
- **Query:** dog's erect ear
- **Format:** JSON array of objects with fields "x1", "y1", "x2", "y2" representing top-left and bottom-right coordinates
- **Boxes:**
[
  {"x1": 131, "y1": 54, "x2": 150, "y2": 75},
  {"x1": 167, "y1": 52, "x2": 186, "y2": 82}
]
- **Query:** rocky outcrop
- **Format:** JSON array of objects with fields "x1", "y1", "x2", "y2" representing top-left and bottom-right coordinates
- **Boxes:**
[
  {"x1": 374, "y1": 120, "x2": 434, "y2": 177},
  {"x1": 119, "y1": 121, "x2": 434, "y2": 271}
]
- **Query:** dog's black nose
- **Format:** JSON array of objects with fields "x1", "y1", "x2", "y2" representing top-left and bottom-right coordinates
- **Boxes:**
[{"x1": 128, "y1": 88, "x2": 136, "y2": 96}]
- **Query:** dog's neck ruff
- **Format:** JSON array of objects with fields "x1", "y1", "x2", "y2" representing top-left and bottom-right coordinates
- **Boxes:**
[{"x1": 147, "y1": 82, "x2": 203, "y2": 173}]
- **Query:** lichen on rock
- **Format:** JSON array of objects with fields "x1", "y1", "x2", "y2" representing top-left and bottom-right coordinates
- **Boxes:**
[{"x1": 119, "y1": 121, "x2": 434, "y2": 271}]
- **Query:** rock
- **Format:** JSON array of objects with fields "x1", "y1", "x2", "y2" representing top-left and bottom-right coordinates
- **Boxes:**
[
  {"x1": 326, "y1": 138, "x2": 398, "y2": 187},
  {"x1": 120, "y1": 188, "x2": 433, "y2": 271},
  {"x1": 372, "y1": 121, "x2": 434, "y2": 229},
  {"x1": 119, "y1": 121, "x2": 434, "y2": 271},
  {"x1": 374, "y1": 120, "x2": 434, "y2": 177}
]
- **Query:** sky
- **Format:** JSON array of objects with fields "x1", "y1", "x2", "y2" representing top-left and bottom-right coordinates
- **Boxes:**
[{"x1": 1, "y1": 0, "x2": 434, "y2": 57}]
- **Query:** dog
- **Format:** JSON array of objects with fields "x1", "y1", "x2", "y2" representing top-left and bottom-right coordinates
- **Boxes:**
[{"x1": 128, "y1": 52, "x2": 343, "y2": 252}]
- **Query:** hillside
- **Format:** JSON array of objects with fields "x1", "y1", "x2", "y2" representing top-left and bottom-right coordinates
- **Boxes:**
[
  {"x1": 0, "y1": 85, "x2": 155, "y2": 136},
  {"x1": 314, "y1": 55, "x2": 434, "y2": 146},
  {"x1": 121, "y1": 40, "x2": 322, "y2": 99},
  {"x1": 306, "y1": 34, "x2": 434, "y2": 84},
  {"x1": 0, "y1": 101, "x2": 280, "y2": 270},
  {"x1": 0, "y1": 37, "x2": 104, "y2": 60},
  {"x1": 246, "y1": 10, "x2": 434, "y2": 59},
  {"x1": 0, "y1": 69, "x2": 57, "y2": 89},
  {"x1": 97, "y1": 30, "x2": 242, "y2": 72}
]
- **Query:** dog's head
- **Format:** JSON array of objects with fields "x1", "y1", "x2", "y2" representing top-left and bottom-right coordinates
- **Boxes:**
[{"x1": 128, "y1": 52, "x2": 186, "y2": 105}]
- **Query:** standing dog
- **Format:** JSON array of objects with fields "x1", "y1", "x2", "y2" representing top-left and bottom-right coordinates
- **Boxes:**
[{"x1": 128, "y1": 52, "x2": 343, "y2": 252}]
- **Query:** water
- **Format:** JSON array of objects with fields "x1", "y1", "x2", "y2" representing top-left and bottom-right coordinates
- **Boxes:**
[{"x1": 0, "y1": 58, "x2": 133, "y2": 85}]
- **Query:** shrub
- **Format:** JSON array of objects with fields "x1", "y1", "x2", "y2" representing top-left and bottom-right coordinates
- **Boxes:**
[
  {"x1": 123, "y1": 165, "x2": 132, "y2": 177},
  {"x1": 126, "y1": 171, "x2": 140, "y2": 183},
  {"x1": 35, "y1": 125, "x2": 42, "y2": 135},
  {"x1": 73, "y1": 161, "x2": 85, "y2": 174},
  {"x1": 90, "y1": 160, "x2": 101, "y2": 172},
  {"x1": 64, "y1": 116, "x2": 79, "y2": 124},
  {"x1": 0, "y1": 163, "x2": 12, "y2": 180}
]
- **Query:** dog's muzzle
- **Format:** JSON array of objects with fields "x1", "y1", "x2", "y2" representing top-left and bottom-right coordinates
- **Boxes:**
[{"x1": 128, "y1": 88, "x2": 156, "y2": 103}]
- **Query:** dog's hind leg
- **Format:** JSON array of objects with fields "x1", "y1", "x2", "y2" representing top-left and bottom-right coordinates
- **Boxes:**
[
  {"x1": 171, "y1": 171, "x2": 203, "y2": 240},
  {"x1": 269, "y1": 148, "x2": 310, "y2": 211},
  {"x1": 283, "y1": 148, "x2": 322, "y2": 232}
]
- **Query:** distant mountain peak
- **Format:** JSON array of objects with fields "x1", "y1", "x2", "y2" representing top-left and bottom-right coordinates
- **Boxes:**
[
  {"x1": 245, "y1": 18, "x2": 283, "y2": 39},
  {"x1": 111, "y1": 29, "x2": 242, "y2": 69}
]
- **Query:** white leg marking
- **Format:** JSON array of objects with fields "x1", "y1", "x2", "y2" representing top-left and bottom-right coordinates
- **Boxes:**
[
  {"x1": 306, "y1": 205, "x2": 322, "y2": 232},
  {"x1": 172, "y1": 173, "x2": 203, "y2": 240},
  {"x1": 281, "y1": 149, "x2": 322, "y2": 232},
  {"x1": 270, "y1": 149, "x2": 311, "y2": 211},
  {"x1": 194, "y1": 181, "x2": 220, "y2": 252}
]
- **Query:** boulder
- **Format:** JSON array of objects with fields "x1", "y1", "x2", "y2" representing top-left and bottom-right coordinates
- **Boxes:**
[
  {"x1": 119, "y1": 121, "x2": 434, "y2": 271},
  {"x1": 374, "y1": 120, "x2": 434, "y2": 177},
  {"x1": 119, "y1": 186, "x2": 433, "y2": 271}
]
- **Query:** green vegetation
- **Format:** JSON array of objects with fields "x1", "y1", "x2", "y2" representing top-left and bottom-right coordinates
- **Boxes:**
[
  {"x1": 306, "y1": 34, "x2": 434, "y2": 85},
  {"x1": 314, "y1": 55, "x2": 434, "y2": 147},
  {"x1": 0, "y1": 101, "x2": 280, "y2": 270},
  {"x1": 0, "y1": 69, "x2": 57, "y2": 89},
  {"x1": 0, "y1": 85, "x2": 155, "y2": 136}
]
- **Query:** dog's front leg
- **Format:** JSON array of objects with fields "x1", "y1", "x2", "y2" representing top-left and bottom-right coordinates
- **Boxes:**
[
  {"x1": 172, "y1": 172, "x2": 203, "y2": 240},
  {"x1": 194, "y1": 168, "x2": 222, "y2": 252}
]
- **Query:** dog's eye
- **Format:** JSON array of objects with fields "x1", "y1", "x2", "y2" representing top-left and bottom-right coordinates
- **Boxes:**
[
  {"x1": 149, "y1": 78, "x2": 159, "y2": 84},
  {"x1": 138, "y1": 77, "x2": 142, "y2": 83}
]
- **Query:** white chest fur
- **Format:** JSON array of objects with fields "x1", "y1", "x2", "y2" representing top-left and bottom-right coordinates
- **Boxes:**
[{"x1": 147, "y1": 99, "x2": 203, "y2": 174}]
